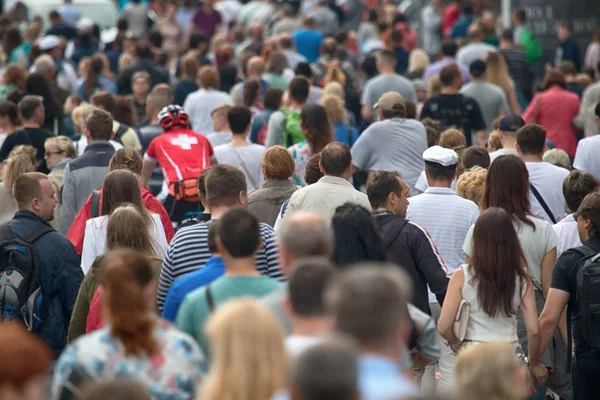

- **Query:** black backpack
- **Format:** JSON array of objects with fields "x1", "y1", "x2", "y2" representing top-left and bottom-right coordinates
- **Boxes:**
[
  {"x1": 0, "y1": 223, "x2": 53, "y2": 332},
  {"x1": 571, "y1": 246, "x2": 600, "y2": 351}
]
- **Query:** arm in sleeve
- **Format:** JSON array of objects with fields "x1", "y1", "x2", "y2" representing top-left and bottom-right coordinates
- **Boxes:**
[
  {"x1": 261, "y1": 225, "x2": 284, "y2": 281},
  {"x1": 175, "y1": 295, "x2": 198, "y2": 340},
  {"x1": 410, "y1": 224, "x2": 450, "y2": 306},
  {"x1": 265, "y1": 111, "x2": 285, "y2": 148},
  {"x1": 0, "y1": 134, "x2": 14, "y2": 162},
  {"x1": 162, "y1": 285, "x2": 182, "y2": 322},
  {"x1": 67, "y1": 271, "x2": 95, "y2": 343},
  {"x1": 80, "y1": 222, "x2": 97, "y2": 275},
  {"x1": 66, "y1": 194, "x2": 93, "y2": 257},
  {"x1": 59, "y1": 163, "x2": 77, "y2": 235},
  {"x1": 522, "y1": 94, "x2": 541, "y2": 123},
  {"x1": 350, "y1": 132, "x2": 371, "y2": 171},
  {"x1": 56, "y1": 239, "x2": 84, "y2": 325},
  {"x1": 157, "y1": 242, "x2": 177, "y2": 312},
  {"x1": 50, "y1": 345, "x2": 78, "y2": 399},
  {"x1": 469, "y1": 99, "x2": 487, "y2": 132}
]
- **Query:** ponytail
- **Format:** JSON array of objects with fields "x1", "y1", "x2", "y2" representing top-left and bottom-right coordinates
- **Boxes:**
[
  {"x1": 102, "y1": 250, "x2": 157, "y2": 356},
  {"x1": 84, "y1": 55, "x2": 104, "y2": 98}
]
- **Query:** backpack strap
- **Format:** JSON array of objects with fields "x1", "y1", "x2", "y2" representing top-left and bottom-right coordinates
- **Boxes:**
[
  {"x1": 0, "y1": 223, "x2": 12, "y2": 242},
  {"x1": 529, "y1": 182, "x2": 557, "y2": 224},
  {"x1": 205, "y1": 285, "x2": 215, "y2": 313},
  {"x1": 114, "y1": 123, "x2": 129, "y2": 143},
  {"x1": 20, "y1": 224, "x2": 54, "y2": 244},
  {"x1": 91, "y1": 190, "x2": 101, "y2": 219}
]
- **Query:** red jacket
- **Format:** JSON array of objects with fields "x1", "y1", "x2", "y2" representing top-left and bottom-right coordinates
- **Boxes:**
[
  {"x1": 66, "y1": 186, "x2": 175, "y2": 257},
  {"x1": 86, "y1": 286, "x2": 104, "y2": 334}
]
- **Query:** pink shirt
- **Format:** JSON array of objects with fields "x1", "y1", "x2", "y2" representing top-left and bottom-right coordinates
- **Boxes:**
[{"x1": 522, "y1": 86, "x2": 580, "y2": 157}]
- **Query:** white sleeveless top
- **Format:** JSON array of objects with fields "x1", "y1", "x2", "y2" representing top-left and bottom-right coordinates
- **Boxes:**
[{"x1": 461, "y1": 264, "x2": 525, "y2": 342}]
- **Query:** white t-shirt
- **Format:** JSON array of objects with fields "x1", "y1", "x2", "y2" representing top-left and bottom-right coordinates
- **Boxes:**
[
  {"x1": 414, "y1": 170, "x2": 457, "y2": 193},
  {"x1": 489, "y1": 148, "x2": 518, "y2": 163},
  {"x1": 214, "y1": 143, "x2": 266, "y2": 192},
  {"x1": 183, "y1": 89, "x2": 233, "y2": 134},
  {"x1": 573, "y1": 134, "x2": 600, "y2": 181},
  {"x1": 206, "y1": 132, "x2": 233, "y2": 148},
  {"x1": 526, "y1": 161, "x2": 570, "y2": 224},
  {"x1": 463, "y1": 216, "x2": 558, "y2": 290},
  {"x1": 285, "y1": 335, "x2": 323, "y2": 359},
  {"x1": 81, "y1": 213, "x2": 168, "y2": 274},
  {"x1": 553, "y1": 213, "x2": 582, "y2": 258}
]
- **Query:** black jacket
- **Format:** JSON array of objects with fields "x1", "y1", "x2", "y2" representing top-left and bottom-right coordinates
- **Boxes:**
[{"x1": 374, "y1": 213, "x2": 449, "y2": 314}]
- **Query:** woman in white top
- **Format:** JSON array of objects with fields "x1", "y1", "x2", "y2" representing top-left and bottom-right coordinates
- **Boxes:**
[
  {"x1": 81, "y1": 170, "x2": 168, "y2": 274},
  {"x1": 439, "y1": 207, "x2": 546, "y2": 396}
]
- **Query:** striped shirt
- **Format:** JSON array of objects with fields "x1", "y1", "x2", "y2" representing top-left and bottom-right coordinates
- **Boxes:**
[
  {"x1": 499, "y1": 48, "x2": 529, "y2": 94},
  {"x1": 407, "y1": 187, "x2": 480, "y2": 303},
  {"x1": 157, "y1": 221, "x2": 283, "y2": 311}
]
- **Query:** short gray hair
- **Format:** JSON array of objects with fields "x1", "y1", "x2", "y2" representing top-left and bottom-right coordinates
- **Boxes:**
[
  {"x1": 326, "y1": 264, "x2": 412, "y2": 347},
  {"x1": 34, "y1": 55, "x2": 56, "y2": 76},
  {"x1": 278, "y1": 212, "x2": 334, "y2": 258}
]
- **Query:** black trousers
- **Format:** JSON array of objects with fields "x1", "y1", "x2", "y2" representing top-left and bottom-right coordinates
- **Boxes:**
[{"x1": 572, "y1": 354, "x2": 600, "y2": 400}]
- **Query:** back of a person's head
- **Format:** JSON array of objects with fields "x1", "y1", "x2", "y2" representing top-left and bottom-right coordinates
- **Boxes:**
[
  {"x1": 261, "y1": 144, "x2": 294, "y2": 180},
  {"x1": 516, "y1": 124, "x2": 546, "y2": 155},
  {"x1": 331, "y1": 203, "x2": 386, "y2": 267},
  {"x1": 101, "y1": 169, "x2": 145, "y2": 217},
  {"x1": 543, "y1": 148, "x2": 571, "y2": 170},
  {"x1": 12, "y1": 172, "x2": 47, "y2": 210},
  {"x1": 107, "y1": 204, "x2": 157, "y2": 256},
  {"x1": 294, "y1": 62, "x2": 313, "y2": 79},
  {"x1": 558, "y1": 61, "x2": 577, "y2": 77},
  {"x1": 542, "y1": 69, "x2": 566, "y2": 90},
  {"x1": 300, "y1": 104, "x2": 333, "y2": 153},
  {"x1": 287, "y1": 258, "x2": 336, "y2": 318},
  {"x1": 456, "y1": 342, "x2": 528, "y2": 400},
  {"x1": 217, "y1": 207, "x2": 261, "y2": 259},
  {"x1": 205, "y1": 164, "x2": 247, "y2": 209},
  {"x1": 462, "y1": 146, "x2": 490, "y2": 170},
  {"x1": 469, "y1": 60, "x2": 486, "y2": 79},
  {"x1": 18, "y1": 95, "x2": 42, "y2": 121},
  {"x1": 181, "y1": 54, "x2": 200, "y2": 80},
  {"x1": 0, "y1": 100, "x2": 21, "y2": 126},
  {"x1": 578, "y1": 192, "x2": 600, "y2": 238},
  {"x1": 146, "y1": 90, "x2": 171, "y2": 118},
  {"x1": 109, "y1": 148, "x2": 144, "y2": 175},
  {"x1": 91, "y1": 91, "x2": 117, "y2": 115},
  {"x1": 441, "y1": 40, "x2": 459, "y2": 57},
  {"x1": 377, "y1": 49, "x2": 396, "y2": 68},
  {"x1": 326, "y1": 265, "x2": 412, "y2": 349},
  {"x1": 198, "y1": 66, "x2": 221, "y2": 90},
  {"x1": 0, "y1": 324, "x2": 52, "y2": 397},
  {"x1": 135, "y1": 41, "x2": 152, "y2": 59},
  {"x1": 456, "y1": 166, "x2": 487, "y2": 206},
  {"x1": 264, "y1": 87, "x2": 284, "y2": 110},
  {"x1": 2, "y1": 145, "x2": 36, "y2": 194},
  {"x1": 470, "y1": 207, "x2": 529, "y2": 318},
  {"x1": 86, "y1": 109, "x2": 114, "y2": 141},
  {"x1": 563, "y1": 170, "x2": 599, "y2": 213},
  {"x1": 439, "y1": 63, "x2": 461, "y2": 86},
  {"x1": 227, "y1": 106, "x2": 252, "y2": 135},
  {"x1": 289, "y1": 77, "x2": 310, "y2": 104},
  {"x1": 279, "y1": 212, "x2": 334, "y2": 260},
  {"x1": 501, "y1": 28, "x2": 514, "y2": 42},
  {"x1": 320, "y1": 142, "x2": 351, "y2": 177},
  {"x1": 203, "y1": 298, "x2": 287, "y2": 400},
  {"x1": 82, "y1": 380, "x2": 151, "y2": 400},
  {"x1": 292, "y1": 337, "x2": 358, "y2": 400},
  {"x1": 101, "y1": 250, "x2": 157, "y2": 356},
  {"x1": 305, "y1": 153, "x2": 325, "y2": 185}
]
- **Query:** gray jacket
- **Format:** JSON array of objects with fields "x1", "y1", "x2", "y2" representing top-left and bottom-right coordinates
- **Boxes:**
[
  {"x1": 60, "y1": 142, "x2": 115, "y2": 234},
  {"x1": 247, "y1": 179, "x2": 297, "y2": 227}
]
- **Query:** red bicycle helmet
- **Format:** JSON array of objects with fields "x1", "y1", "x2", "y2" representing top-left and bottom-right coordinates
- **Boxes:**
[{"x1": 158, "y1": 105, "x2": 190, "y2": 131}]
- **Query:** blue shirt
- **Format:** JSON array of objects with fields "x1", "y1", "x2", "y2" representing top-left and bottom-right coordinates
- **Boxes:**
[
  {"x1": 162, "y1": 256, "x2": 225, "y2": 322},
  {"x1": 359, "y1": 355, "x2": 421, "y2": 400},
  {"x1": 450, "y1": 16, "x2": 473, "y2": 39},
  {"x1": 294, "y1": 29, "x2": 325, "y2": 64},
  {"x1": 77, "y1": 75, "x2": 118, "y2": 102},
  {"x1": 334, "y1": 123, "x2": 359, "y2": 147}
]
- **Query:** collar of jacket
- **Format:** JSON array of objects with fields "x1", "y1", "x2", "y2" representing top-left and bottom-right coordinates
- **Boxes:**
[
  {"x1": 317, "y1": 175, "x2": 354, "y2": 187},
  {"x1": 84, "y1": 141, "x2": 114, "y2": 153},
  {"x1": 14, "y1": 210, "x2": 52, "y2": 227},
  {"x1": 261, "y1": 179, "x2": 295, "y2": 189},
  {"x1": 51, "y1": 157, "x2": 72, "y2": 172}
]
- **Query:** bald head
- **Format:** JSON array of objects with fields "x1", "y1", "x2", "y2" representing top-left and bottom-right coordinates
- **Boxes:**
[
  {"x1": 34, "y1": 55, "x2": 57, "y2": 80},
  {"x1": 468, "y1": 24, "x2": 483, "y2": 42},
  {"x1": 321, "y1": 38, "x2": 338, "y2": 57},
  {"x1": 278, "y1": 212, "x2": 334, "y2": 274},
  {"x1": 320, "y1": 142, "x2": 352, "y2": 177},
  {"x1": 249, "y1": 23, "x2": 263, "y2": 39},
  {"x1": 247, "y1": 56, "x2": 265, "y2": 78}
]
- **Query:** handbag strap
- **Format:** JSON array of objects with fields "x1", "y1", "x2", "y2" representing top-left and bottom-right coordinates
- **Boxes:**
[
  {"x1": 230, "y1": 144, "x2": 259, "y2": 191},
  {"x1": 205, "y1": 285, "x2": 215, "y2": 313},
  {"x1": 529, "y1": 182, "x2": 557, "y2": 224}
]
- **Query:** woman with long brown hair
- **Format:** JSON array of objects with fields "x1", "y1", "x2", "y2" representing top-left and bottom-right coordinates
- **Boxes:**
[
  {"x1": 52, "y1": 250, "x2": 204, "y2": 400},
  {"x1": 77, "y1": 54, "x2": 117, "y2": 102},
  {"x1": 438, "y1": 207, "x2": 546, "y2": 396},
  {"x1": 486, "y1": 52, "x2": 521, "y2": 114},
  {"x1": 80, "y1": 170, "x2": 168, "y2": 274},
  {"x1": 288, "y1": 104, "x2": 333, "y2": 186}
]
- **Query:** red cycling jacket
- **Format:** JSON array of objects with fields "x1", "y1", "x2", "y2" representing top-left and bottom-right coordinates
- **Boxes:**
[{"x1": 66, "y1": 185, "x2": 175, "y2": 257}]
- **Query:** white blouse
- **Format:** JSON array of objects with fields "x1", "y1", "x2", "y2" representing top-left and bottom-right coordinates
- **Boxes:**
[{"x1": 81, "y1": 213, "x2": 168, "y2": 274}]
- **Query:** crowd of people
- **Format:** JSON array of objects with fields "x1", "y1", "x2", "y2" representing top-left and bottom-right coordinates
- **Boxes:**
[{"x1": 0, "y1": 0, "x2": 600, "y2": 399}]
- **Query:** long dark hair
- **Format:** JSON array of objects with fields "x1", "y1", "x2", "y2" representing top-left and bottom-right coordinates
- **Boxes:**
[
  {"x1": 2, "y1": 27, "x2": 22, "y2": 61},
  {"x1": 300, "y1": 104, "x2": 333, "y2": 154},
  {"x1": 243, "y1": 78, "x2": 261, "y2": 108},
  {"x1": 469, "y1": 208, "x2": 530, "y2": 318},
  {"x1": 101, "y1": 170, "x2": 152, "y2": 228},
  {"x1": 85, "y1": 55, "x2": 105, "y2": 98},
  {"x1": 24, "y1": 73, "x2": 60, "y2": 120},
  {"x1": 482, "y1": 154, "x2": 535, "y2": 229},
  {"x1": 331, "y1": 203, "x2": 386, "y2": 267}
]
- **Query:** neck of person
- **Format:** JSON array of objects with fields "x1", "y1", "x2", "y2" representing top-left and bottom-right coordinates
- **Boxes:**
[
  {"x1": 210, "y1": 205, "x2": 236, "y2": 220},
  {"x1": 427, "y1": 178, "x2": 452, "y2": 188},
  {"x1": 291, "y1": 316, "x2": 330, "y2": 337},
  {"x1": 224, "y1": 256, "x2": 260, "y2": 277},
  {"x1": 520, "y1": 152, "x2": 543, "y2": 163},
  {"x1": 501, "y1": 137, "x2": 517, "y2": 149},
  {"x1": 361, "y1": 345, "x2": 404, "y2": 362},
  {"x1": 376, "y1": 205, "x2": 397, "y2": 216},
  {"x1": 499, "y1": 40, "x2": 513, "y2": 49},
  {"x1": 0, "y1": 123, "x2": 15, "y2": 133},
  {"x1": 564, "y1": 75, "x2": 575, "y2": 83},
  {"x1": 22, "y1": 120, "x2": 40, "y2": 129},
  {"x1": 289, "y1": 101, "x2": 305, "y2": 110},
  {"x1": 133, "y1": 93, "x2": 146, "y2": 103},
  {"x1": 230, "y1": 133, "x2": 250, "y2": 146},
  {"x1": 471, "y1": 76, "x2": 485, "y2": 83},
  {"x1": 325, "y1": 171, "x2": 350, "y2": 181},
  {"x1": 441, "y1": 86, "x2": 459, "y2": 95},
  {"x1": 379, "y1": 67, "x2": 395, "y2": 75}
]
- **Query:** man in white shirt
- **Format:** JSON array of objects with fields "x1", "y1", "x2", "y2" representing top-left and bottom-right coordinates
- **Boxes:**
[
  {"x1": 517, "y1": 124, "x2": 569, "y2": 224},
  {"x1": 183, "y1": 67, "x2": 233, "y2": 134},
  {"x1": 573, "y1": 103, "x2": 600, "y2": 180},
  {"x1": 553, "y1": 171, "x2": 598, "y2": 257},
  {"x1": 456, "y1": 24, "x2": 497, "y2": 68},
  {"x1": 284, "y1": 258, "x2": 336, "y2": 359},
  {"x1": 406, "y1": 145, "x2": 480, "y2": 396},
  {"x1": 489, "y1": 114, "x2": 524, "y2": 162},
  {"x1": 287, "y1": 142, "x2": 371, "y2": 222}
]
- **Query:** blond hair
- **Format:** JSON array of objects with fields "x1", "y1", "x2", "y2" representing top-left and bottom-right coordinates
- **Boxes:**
[
  {"x1": 408, "y1": 49, "x2": 430, "y2": 75},
  {"x1": 45, "y1": 136, "x2": 77, "y2": 158},
  {"x1": 455, "y1": 342, "x2": 527, "y2": 400},
  {"x1": 201, "y1": 298, "x2": 287, "y2": 400},
  {"x1": 118, "y1": 53, "x2": 136, "y2": 73},
  {"x1": 71, "y1": 103, "x2": 97, "y2": 136},
  {"x1": 427, "y1": 75, "x2": 442, "y2": 97},
  {"x1": 109, "y1": 148, "x2": 144, "y2": 175},
  {"x1": 456, "y1": 166, "x2": 487, "y2": 206},
  {"x1": 106, "y1": 204, "x2": 159, "y2": 257},
  {"x1": 440, "y1": 128, "x2": 467, "y2": 177},
  {"x1": 322, "y1": 82, "x2": 345, "y2": 100},
  {"x1": 321, "y1": 94, "x2": 347, "y2": 124},
  {"x1": 2, "y1": 145, "x2": 37, "y2": 193},
  {"x1": 486, "y1": 52, "x2": 512, "y2": 92}
]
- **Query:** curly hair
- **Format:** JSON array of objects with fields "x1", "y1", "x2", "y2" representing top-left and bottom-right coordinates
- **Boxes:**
[{"x1": 456, "y1": 166, "x2": 487, "y2": 206}]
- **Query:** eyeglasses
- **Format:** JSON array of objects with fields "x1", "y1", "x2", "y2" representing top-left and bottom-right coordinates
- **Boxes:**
[{"x1": 44, "y1": 151, "x2": 62, "y2": 157}]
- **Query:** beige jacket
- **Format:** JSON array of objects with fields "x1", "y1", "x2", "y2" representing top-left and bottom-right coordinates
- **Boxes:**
[
  {"x1": 286, "y1": 175, "x2": 372, "y2": 222},
  {"x1": 0, "y1": 184, "x2": 17, "y2": 224}
]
